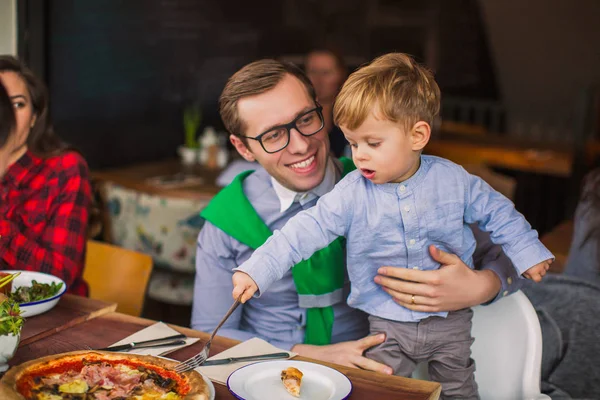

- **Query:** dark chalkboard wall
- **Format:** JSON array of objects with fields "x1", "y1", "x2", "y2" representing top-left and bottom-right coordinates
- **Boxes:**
[
  {"x1": 40, "y1": 0, "x2": 496, "y2": 169},
  {"x1": 48, "y1": 0, "x2": 278, "y2": 168}
]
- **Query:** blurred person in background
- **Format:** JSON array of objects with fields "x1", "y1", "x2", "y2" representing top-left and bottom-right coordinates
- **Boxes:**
[
  {"x1": 516, "y1": 167, "x2": 600, "y2": 399},
  {"x1": 0, "y1": 55, "x2": 91, "y2": 296},
  {"x1": 563, "y1": 169, "x2": 600, "y2": 282},
  {"x1": 305, "y1": 48, "x2": 348, "y2": 157}
]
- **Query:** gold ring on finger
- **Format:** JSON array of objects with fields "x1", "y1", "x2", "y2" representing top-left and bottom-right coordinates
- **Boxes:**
[{"x1": 411, "y1": 294, "x2": 416, "y2": 305}]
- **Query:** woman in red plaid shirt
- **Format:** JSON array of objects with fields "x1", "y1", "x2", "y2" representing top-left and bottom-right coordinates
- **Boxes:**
[{"x1": 0, "y1": 56, "x2": 91, "y2": 296}]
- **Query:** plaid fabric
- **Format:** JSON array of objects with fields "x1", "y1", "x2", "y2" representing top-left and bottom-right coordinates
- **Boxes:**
[{"x1": 0, "y1": 150, "x2": 91, "y2": 296}]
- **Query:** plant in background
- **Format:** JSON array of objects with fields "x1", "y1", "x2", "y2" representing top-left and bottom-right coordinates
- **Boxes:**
[{"x1": 183, "y1": 103, "x2": 202, "y2": 149}]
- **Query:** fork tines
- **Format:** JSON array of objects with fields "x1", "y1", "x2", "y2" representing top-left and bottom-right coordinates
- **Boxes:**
[
  {"x1": 174, "y1": 342, "x2": 210, "y2": 373},
  {"x1": 175, "y1": 297, "x2": 240, "y2": 373},
  {"x1": 174, "y1": 355, "x2": 205, "y2": 373}
]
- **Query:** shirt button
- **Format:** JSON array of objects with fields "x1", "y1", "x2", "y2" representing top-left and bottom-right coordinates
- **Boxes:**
[
  {"x1": 404, "y1": 206, "x2": 410, "y2": 212},
  {"x1": 507, "y1": 277, "x2": 513, "y2": 285},
  {"x1": 409, "y1": 239, "x2": 416, "y2": 246},
  {"x1": 503, "y1": 290, "x2": 509, "y2": 297},
  {"x1": 399, "y1": 185, "x2": 406, "y2": 192}
]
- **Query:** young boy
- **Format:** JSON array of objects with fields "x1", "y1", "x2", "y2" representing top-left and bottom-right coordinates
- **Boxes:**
[{"x1": 232, "y1": 53, "x2": 553, "y2": 399}]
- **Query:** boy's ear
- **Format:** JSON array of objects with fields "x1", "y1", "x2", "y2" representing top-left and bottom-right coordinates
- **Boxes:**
[
  {"x1": 230, "y1": 134, "x2": 256, "y2": 162},
  {"x1": 410, "y1": 121, "x2": 431, "y2": 151}
]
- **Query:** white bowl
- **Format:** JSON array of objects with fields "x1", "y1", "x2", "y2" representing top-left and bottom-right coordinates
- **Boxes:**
[
  {"x1": 0, "y1": 333, "x2": 20, "y2": 372},
  {"x1": 7, "y1": 271, "x2": 67, "y2": 317}
]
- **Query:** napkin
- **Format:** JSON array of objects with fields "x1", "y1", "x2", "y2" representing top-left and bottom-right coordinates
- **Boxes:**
[
  {"x1": 197, "y1": 337, "x2": 296, "y2": 385},
  {"x1": 109, "y1": 322, "x2": 199, "y2": 357}
]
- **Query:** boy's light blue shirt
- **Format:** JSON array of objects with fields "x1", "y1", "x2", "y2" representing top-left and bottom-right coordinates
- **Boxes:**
[{"x1": 237, "y1": 155, "x2": 553, "y2": 322}]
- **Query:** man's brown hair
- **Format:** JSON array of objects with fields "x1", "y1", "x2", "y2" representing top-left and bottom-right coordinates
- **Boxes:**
[
  {"x1": 219, "y1": 59, "x2": 316, "y2": 142},
  {"x1": 334, "y1": 53, "x2": 440, "y2": 131}
]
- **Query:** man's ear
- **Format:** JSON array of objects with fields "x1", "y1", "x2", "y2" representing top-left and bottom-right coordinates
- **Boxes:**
[
  {"x1": 230, "y1": 134, "x2": 256, "y2": 162},
  {"x1": 410, "y1": 121, "x2": 431, "y2": 151}
]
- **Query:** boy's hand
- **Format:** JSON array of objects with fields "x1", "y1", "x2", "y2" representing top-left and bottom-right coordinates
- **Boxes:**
[
  {"x1": 523, "y1": 259, "x2": 552, "y2": 282},
  {"x1": 232, "y1": 271, "x2": 258, "y2": 303}
]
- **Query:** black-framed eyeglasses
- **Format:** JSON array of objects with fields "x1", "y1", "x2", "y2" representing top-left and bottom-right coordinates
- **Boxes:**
[{"x1": 241, "y1": 106, "x2": 324, "y2": 154}]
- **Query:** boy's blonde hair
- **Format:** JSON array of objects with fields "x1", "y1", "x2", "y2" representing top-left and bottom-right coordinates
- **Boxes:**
[{"x1": 334, "y1": 53, "x2": 440, "y2": 131}]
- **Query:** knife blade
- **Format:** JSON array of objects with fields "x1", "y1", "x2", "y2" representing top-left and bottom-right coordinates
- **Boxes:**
[
  {"x1": 201, "y1": 352, "x2": 290, "y2": 366},
  {"x1": 97, "y1": 334, "x2": 187, "y2": 352}
]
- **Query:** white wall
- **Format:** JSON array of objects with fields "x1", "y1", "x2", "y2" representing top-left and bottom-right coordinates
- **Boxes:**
[
  {"x1": 479, "y1": 0, "x2": 600, "y2": 140},
  {"x1": 0, "y1": 0, "x2": 17, "y2": 56}
]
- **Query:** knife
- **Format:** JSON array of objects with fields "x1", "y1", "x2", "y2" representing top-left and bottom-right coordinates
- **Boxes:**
[
  {"x1": 97, "y1": 334, "x2": 187, "y2": 352},
  {"x1": 201, "y1": 352, "x2": 290, "y2": 366}
]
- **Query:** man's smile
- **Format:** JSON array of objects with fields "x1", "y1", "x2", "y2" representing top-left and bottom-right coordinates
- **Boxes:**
[{"x1": 287, "y1": 154, "x2": 316, "y2": 171}]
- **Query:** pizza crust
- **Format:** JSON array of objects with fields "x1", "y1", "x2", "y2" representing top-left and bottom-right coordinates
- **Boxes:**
[{"x1": 0, "y1": 350, "x2": 209, "y2": 400}]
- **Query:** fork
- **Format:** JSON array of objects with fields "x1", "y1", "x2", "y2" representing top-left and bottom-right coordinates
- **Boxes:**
[{"x1": 174, "y1": 296, "x2": 241, "y2": 373}]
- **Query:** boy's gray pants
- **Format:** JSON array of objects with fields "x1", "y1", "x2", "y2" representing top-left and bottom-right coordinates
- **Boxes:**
[{"x1": 365, "y1": 308, "x2": 479, "y2": 400}]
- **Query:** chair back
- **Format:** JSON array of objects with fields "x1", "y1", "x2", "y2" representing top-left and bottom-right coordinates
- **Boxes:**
[
  {"x1": 471, "y1": 290, "x2": 548, "y2": 399},
  {"x1": 84, "y1": 240, "x2": 153, "y2": 316},
  {"x1": 412, "y1": 291, "x2": 549, "y2": 400}
]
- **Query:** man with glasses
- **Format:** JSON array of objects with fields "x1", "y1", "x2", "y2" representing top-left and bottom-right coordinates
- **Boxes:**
[{"x1": 191, "y1": 59, "x2": 518, "y2": 373}]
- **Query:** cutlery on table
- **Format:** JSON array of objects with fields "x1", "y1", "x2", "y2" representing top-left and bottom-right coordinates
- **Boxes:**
[
  {"x1": 201, "y1": 352, "x2": 290, "y2": 366},
  {"x1": 97, "y1": 334, "x2": 187, "y2": 352},
  {"x1": 175, "y1": 296, "x2": 242, "y2": 373}
]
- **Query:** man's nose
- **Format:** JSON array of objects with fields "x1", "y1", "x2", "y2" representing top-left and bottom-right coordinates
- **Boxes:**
[{"x1": 287, "y1": 128, "x2": 310, "y2": 154}]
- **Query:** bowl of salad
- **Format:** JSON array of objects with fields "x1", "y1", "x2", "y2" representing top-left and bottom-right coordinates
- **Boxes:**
[{"x1": 1, "y1": 271, "x2": 67, "y2": 317}]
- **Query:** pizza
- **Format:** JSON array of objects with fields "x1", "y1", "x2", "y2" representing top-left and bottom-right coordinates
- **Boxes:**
[
  {"x1": 280, "y1": 366, "x2": 303, "y2": 397},
  {"x1": 0, "y1": 351, "x2": 210, "y2": 400}
]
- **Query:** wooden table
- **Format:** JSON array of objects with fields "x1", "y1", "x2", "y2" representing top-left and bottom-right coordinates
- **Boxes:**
[
  {"x1": 91, "y1": 159, "x2": 222, "y2": 200},
  {"x1": 10, "y1": 301, "x2": 441, "y2": 400},
  {"x1": 426, "y1": 138, "x2": 573, "y2": 178},
  {"x1": 19, "y1": 294, "x2": 116, "y2": 345}
]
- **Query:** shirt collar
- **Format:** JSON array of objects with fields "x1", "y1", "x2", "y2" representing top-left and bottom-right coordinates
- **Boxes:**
[
  {"x1": 271, "y1": 158, "x2": 338, "y2": 213},
  {"x1": 2, "y1": 150, "x2": 38, "y2": 189}
]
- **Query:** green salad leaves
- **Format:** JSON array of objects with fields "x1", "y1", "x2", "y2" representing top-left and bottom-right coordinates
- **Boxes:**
[
  {"x1": 0, "y1": 301, "x2": 23, "y2": 335},
  {"x1": 9, "y1": 280, "x2": 64, "y2": 303}
]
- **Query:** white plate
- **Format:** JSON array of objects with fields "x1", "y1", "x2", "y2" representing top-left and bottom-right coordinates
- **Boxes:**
[
  {"x1": 6, "y1": 271, "x2": 67, "y2": 317},
  {"x1": 159, "y1": 357, "x2": 216, "y2": 400},
  {"x1": 227, "y1": 360, "x2": 352, "y2": 400}
]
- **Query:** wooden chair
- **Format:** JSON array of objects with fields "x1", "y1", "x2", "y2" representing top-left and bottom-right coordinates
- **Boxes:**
[{"x1": 84, "y1": 240, "x2": 153, "y2": 316}]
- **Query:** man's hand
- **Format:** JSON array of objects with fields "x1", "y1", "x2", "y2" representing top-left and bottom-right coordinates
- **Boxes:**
[
  {"x1": 232, "y1": 271, "x2": 258, "y2": 303},
  {"x1": 291, "y1": 334, "x2": 393, "y2": 375},
  {"x1": 523, "y1": 259, "x2": 552, "y2": 282},
  {"x1": 374, "y1": 244, "x2": 502, "y2": 312}
]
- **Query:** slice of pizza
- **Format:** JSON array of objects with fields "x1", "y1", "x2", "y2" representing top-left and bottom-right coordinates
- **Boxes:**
[{"x1": 281, "y1": 366, "x2": 303, "y2": 397}]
